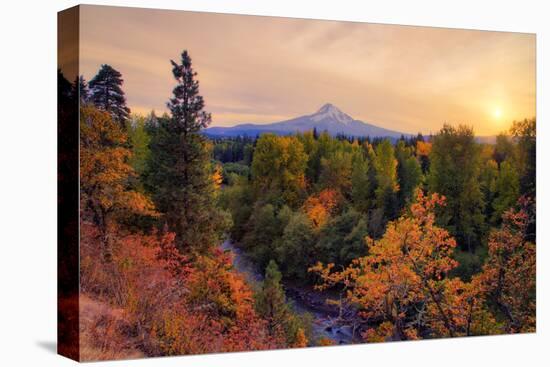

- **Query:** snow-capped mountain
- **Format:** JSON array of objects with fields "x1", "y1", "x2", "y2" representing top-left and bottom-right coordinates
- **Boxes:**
[{"x1": 204, "y1": 103, "x2": 408, "y2": 138}]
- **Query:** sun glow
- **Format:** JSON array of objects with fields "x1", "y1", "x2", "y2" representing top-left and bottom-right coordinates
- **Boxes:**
[{"x1": 493, "y1": 107, "x2": 503, "y2": 119}]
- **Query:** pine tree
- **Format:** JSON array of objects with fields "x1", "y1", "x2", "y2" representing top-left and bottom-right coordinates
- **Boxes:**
[
  {"x1": 145, "y1": 50, "x2": 229, "y2": 254},
  {"x1": 255, "y1": 260, "x2": 289, "y2": 335},
  {"x1": 255, "y1": 260, "x2": 309, "y2": 346},
  {"x1": 89, "y1": 64, "x2": 130, "y2": 126}
]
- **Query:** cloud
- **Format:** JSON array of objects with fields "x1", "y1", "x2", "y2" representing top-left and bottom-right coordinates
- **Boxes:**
[{"x1": 80, "y1": 5, "x2": 535, "y2": 135}]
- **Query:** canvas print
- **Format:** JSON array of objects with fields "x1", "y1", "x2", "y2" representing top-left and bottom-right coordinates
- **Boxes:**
[{"x1": 58, "y1": 5, "x2": 536, "y2": 362}]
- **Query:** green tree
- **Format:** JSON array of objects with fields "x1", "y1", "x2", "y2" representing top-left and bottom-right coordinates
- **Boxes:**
[
  {"x1": 145, "y1": 50, "x2": 229, "y2": 254},
  {"x1": 373, "y1": 139, "x2": 399, "y2": 221},
  {"x1": 493, "y1": 134, "x2": 515, "y2": 166},
  {"x1": 127, "y1": 114, "x2": 151, "y2": 176},
  {"x1": 351, "y1": 149, "x2": 372, "y2": 213},
  {"x1": 88, "y1": 64, "x2": 130, "y2": 127},
  {"x1": 427, "y1": 125, "x2": 485, "y2": 251},
  {"x1": 395, "y1": 140, "x2": 422, "y2": 208},
  {"x1": 316, "y1": 209, "x2": 369, "y2": 266},
  {"x1": 251, "y1": 134, "x2": 308, "y2": 207},
  {"x1": 319, "y1": 150, "x2": 353, "y2": 194},
  {"x1": 218, "y1": 175, "x2": 254, "y2": 242},
  {"x1": 255, "y1": 260, "x2": 310, "y2": 346},
  {"x1": 479, "y1": 159, "x2": 498, "y2": 223},
  {"x1": 510, "y1": 118, "x2": 536, "y2": 197},
  {"x1": 243, "y1": 204, "x2": 282, "y2": 267},
  {"x1": 492, "y1": 160, "x2": 520, "y2": 224},
  {"x1": 276, "y1": 212, "x2": 316, "y2": 280}
]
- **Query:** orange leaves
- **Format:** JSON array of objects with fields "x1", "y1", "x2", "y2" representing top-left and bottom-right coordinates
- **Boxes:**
[
  {"x1": 310, "y1": 191, "x2": 537, "y2": 340},
  {"x1": 318, "y1": 337, "x2": 336, "y2": 346},
  {"x1": 80, "y1": 105, "x2": 158, "y2": 227},
  {"x1": 291, "y1": 328, "x2": 308, "y2": 348},
  {"x1": 363, "y1": 321, "x2": 394, "y2": 343},
  {"x1": 310, "y1": 191, "x2": 463, "y2": 339},
  {"x1": 416, "y1": 140, "x2": 432, "y2": 157},
  {"x1": 302, "y1": 189, "x2": 342, "y2": 229}
]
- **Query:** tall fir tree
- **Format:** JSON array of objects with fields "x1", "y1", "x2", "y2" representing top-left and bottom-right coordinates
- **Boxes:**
[
  {"x1": 146, "y1": 50, "x2": 229, "y2": 254},
  {"x1": 89, "y1": 64, "x2": 130, "y2": 127},
  {"x1": 255, "y1": 260, "x2": 309, "y2": 346}
]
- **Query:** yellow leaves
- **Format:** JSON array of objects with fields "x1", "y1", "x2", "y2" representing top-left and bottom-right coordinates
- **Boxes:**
[
  {"x1": 212, "y1": 164, "x2": 223, "y2": 190},
  {"x1": 251, "y1": 134, "x2": 308, "y2": 207}
]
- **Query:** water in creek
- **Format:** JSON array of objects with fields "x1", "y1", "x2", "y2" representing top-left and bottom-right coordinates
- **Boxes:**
[{"x1": 220, "y1": 240, "x2": 353, "y2": 344}]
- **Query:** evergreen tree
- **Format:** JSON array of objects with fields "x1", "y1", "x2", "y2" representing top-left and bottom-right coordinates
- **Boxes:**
[
  {"x1": 145, "y1": 50, "x2": 229, "y2": 254},
  {"x1": 255, "y1": 260, "x2": 309, "y2": 346},
  {"x1": 89, "y1": 64, "x2": 131, "y2": 126},
  {"x1": 427, "y1": 125, "x2": 485, "y2": 251}
]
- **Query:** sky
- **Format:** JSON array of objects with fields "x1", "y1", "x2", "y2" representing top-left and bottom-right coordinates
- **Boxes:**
[{"x1": 79, "y1": 5, "x2": 535, "y2": 135}]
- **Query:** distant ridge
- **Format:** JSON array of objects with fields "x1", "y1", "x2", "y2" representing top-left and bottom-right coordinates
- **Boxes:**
[{"x1": 204, "y1": 103, "x2": 409, "y2": 139}]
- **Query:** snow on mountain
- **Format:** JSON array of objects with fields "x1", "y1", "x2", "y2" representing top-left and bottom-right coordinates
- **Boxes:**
[
  {"x1": 204, "y1": 103, "x2": 408, "y2": 139},
  {"x1": 310, "y1": 103, "x2": 354, "y2": 124}
]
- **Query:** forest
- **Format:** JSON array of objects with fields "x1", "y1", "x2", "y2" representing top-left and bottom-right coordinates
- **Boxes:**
[{"x1": 60, "y1": 49, "x2": 535, "y2": 360}]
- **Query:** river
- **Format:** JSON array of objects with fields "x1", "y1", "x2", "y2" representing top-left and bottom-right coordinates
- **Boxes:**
[{"x1": 220, "y1": 240, "x2": 354, "y2": 344}]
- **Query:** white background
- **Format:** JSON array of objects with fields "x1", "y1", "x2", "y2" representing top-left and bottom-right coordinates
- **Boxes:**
[{"x1": 0, "y1": 0, "x2": 548, "y2": 366}]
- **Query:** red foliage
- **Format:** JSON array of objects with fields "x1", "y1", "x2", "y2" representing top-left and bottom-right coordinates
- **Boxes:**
[{"x1": 80, "y1": 222, "x2": 280, "y2": 359}]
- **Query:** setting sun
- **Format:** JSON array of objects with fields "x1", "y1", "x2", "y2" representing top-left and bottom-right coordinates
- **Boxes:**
[{"x1": 493, "y1": 107, "x2": 503, "y2": 119}]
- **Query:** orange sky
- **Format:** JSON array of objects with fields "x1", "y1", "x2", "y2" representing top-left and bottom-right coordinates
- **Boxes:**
[{"x1": 79, "y1": 5, "x2": 535, "y2": 135}]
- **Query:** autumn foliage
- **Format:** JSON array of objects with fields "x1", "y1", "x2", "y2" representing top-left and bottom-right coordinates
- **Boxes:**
[
  {"x1": 303, "y1": 189, "x2": 342, "y2": 229},
  {"x1": 310, "y1": 190, "x2": 535, "y2": 341},
  {"x1": 80, "y1": 222, "x2": 280, "y2": 360},
  {"x1": 71, "y1": 50, "x2": 535, "y2": 360}
]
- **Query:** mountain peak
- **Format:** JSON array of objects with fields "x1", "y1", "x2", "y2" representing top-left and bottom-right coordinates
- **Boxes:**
[
  {"x1": 312, "y1": 103, "x2": 353, "y2": 124},
  {"x1": 317, "y1": 103, "x2": 338, "y2": 113}
]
